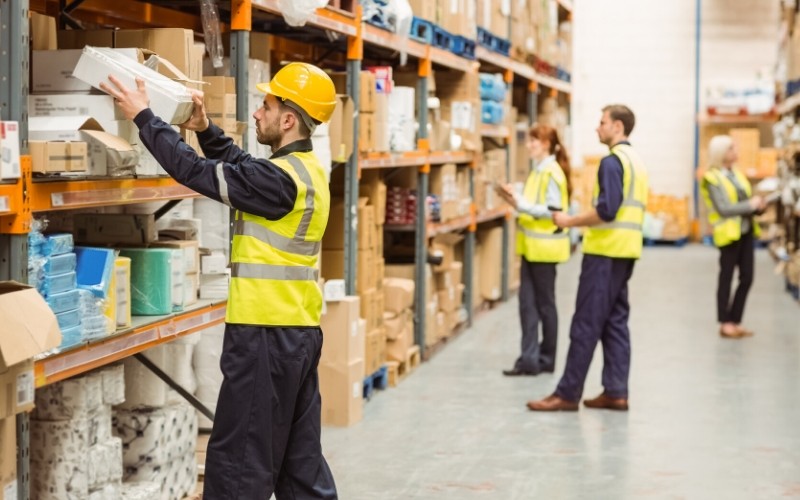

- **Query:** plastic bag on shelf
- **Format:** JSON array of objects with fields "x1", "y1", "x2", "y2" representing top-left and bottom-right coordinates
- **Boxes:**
[
  {"x1": 200, "y1": 0, "x2": 225, "y2": 69},
  {"x1": 278, "y1": 0, "x2": 327, "y2": 27}
]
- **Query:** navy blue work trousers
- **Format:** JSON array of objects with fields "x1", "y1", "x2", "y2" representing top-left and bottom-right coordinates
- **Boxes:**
[
  {"x1": 203, "y1": 325, "x2": 338, "y2": 500},
  {"x1": 555, "y1": 254, "x2": 635, "y2": 402}
]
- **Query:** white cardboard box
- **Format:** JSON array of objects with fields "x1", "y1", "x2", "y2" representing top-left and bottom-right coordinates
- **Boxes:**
[
  {"x1": 72, "y1": 46, "x2": 194, "y2": 124},
  {"x1": 0, "y1": 122, "x2": 21, "y2": 180},
  {"x1": 29, "y1": 94, "x2": 124, "y2": 122}
]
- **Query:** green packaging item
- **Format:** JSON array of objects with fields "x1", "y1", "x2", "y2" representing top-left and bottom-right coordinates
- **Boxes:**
[{"x1": 119, "y1": 248, "x2": 184, "y2": 315}]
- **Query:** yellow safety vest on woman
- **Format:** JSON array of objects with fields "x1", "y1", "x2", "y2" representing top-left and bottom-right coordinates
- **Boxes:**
[
  {"x1": 700, "y1": 167, "x2": 760, "y2": 247},
  {"x1": 226, "y1": 151, "x2": 330, "y2": 326},
  {"x1": 515, "y1": 159, "x2": 570, "y2": 263},
  {"x1": 582, "y1": 144, "x2": 649, "y2": 259}
]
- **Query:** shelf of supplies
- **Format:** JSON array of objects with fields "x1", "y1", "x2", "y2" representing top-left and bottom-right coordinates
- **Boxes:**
[
  {"x1": 0, "y1": 181, "x2": 18, "y2": 215},
  {"x1": 30, "y1": 176, "x2": 200, "y2": 212},
  {"x1": 428, "y1": 151, "x2": 475, "y2": 165},
  {"x1": 481, "y1": 124, "x2": 510, "y2": 139},
  {"x1": 533, "y1": 72, "x2": 572, "y2": 94},
  {"x1": 476, "y1": 207, "x2": 509, "y2": 224},
  {"x1": 428, "y1": 214, "x2": 471, "y2": 237},
  {"x1": 429, "y1": 46, "x2": 476, "y2": 72},
  {"x1": 362, "y1": 24, "x2": 429, "y2": 60},
  {"x1": 252, "y1": 0, "x2": 357, "y2": 36},
  {"x1": 34, "y1": 301, "x2": 226, "y2": 388},
  {"x1": 777, "y1": 93, "x2": 800, "y2": 115},
  {"x1": 698, "y1": 112, "x2": 778, "y2": 124},
  {"x1": 360, "y1": 151, "x2": 429, "y2": 169},
  {"x1": 476, "y1": 46, "x2": 535, "y2": 81},
  {"x1": 384, "y1": 223, "x2": 416, "y2": 232}
]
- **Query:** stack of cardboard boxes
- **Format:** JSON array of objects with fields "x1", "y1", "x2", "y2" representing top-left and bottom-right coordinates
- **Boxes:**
[
  {"x1": 429, "y1": 234, "x2": 466, "y2": 342},
  {"x1": 382, "y1": 278, "x2": 416, "y2": 364},
  {"x1": 645, "y1": 193, "x2": 691, "y2": 241},
  {"x1": 429, "y1": 163, "x2": 471, "y2": 222}
]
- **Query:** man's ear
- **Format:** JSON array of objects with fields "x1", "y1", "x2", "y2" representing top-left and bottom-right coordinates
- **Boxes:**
[{"x1": 281, "y1": 111, "x2": 295, "y2": 131}]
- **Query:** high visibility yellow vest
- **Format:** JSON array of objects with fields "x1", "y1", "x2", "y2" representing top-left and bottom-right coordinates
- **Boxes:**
[
  {"x1": 515, "y1": 159, "x2": 570, "y2": 263},
  {"x1": 226, "y1": 151, "x2": 329, "y2": 326},
  {"x1": 700, "y1": 167, "x2": 760, "y2": 247},
  {"x1": 582, "y1": 144, "x2": 649, "y2": 259}
]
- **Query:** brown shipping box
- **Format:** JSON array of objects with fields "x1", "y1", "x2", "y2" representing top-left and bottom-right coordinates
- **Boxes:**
[
  {"x1": 319, "y1": 359, "x2": 364, "y2": 427},
  {"x1": 478, "y1": 227, "x2": 503, "y2": 301},
  {"x1": 0, "y1": 417, "x2": 16, "y2": 494},
  {"x1": 74, "y1": 213, "x2": 157, "y2": 245},
  {"x1": 383, "y1": 278, "x2": 415, "y2": 314},
  {"x1": 365, "y1": 328, "x2": 387, "y2": 375},
  {"x1": 359, "y1": 112, "x2": 376, "y2": 153},
  {"x1": 320, "y1": 296, "x2": 365, "y2": 366},
  {"x1": 385, "y1": 319, "x2": 412, "y2": 363},
  {"x1": 321, "y1": 249, "x2": 345, "y2": 280},
  {"x1": 430, "y1": 233, "x2": 464, "y2": 272},
  {"x1": 115, "y1": 28, "x2": 194, "y2": 76},
  {"x1": 0, "y1": 282, "x2": 61, "y2": 420},
  {"x1": 30, "y1": 141, "x2": 88, "y2": 173},
  {"x1": 323, "y1": 199, "x2": 346, "y2": 249},
  {"x1": 329, "y1": 95, "x2": 355, "y2": 163}
]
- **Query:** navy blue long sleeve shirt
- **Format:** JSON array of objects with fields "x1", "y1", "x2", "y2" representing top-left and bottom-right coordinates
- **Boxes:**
[
  {"x1": 133, "y1": 109, "x2": 299, "y2": 220},
  {"x1": 594, "y1": 141, "x2": 628, "y2": 222}
]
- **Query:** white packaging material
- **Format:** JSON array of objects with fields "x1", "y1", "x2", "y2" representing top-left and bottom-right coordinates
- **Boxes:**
[
  {"x1": 311, "y1": 122, "x2": 332, "y2": 180},
  {"x1": 192, "y1": 198, "x2": 229, "y2": 254},
  {"x1": 29, "y1": 93, "x2": 124, "y2": 122},
  {"x1": 170, "y1": 248, "x2": 186, "y2": 312},
  {"x1": 30, "y1": 419, "x2": 90, "y2": 500},
  {"x1": 118, "y1": 349, "x2": 168, "y2": 409},
  {"x1": 32, "y1": 48, "x2": 140, "y2": 93},
  {"x1": 388, "y1": 87, "x2": 417, "y2": 152},
  {"x1": 162, "y1": 343, "x2": 197, "y2": 404},
  {"x1": 121, "y1": 481, "x2": 162, "y2": 500},
  {"x1": 193, "y1": 323, "x2": 225, "y2": 429},
  {"x1": 33, "y1": 373, "x2": 103, "y2": 420},
  {"x1": 72, "y1": 47, "x2": 194, "y2": 124},
  {"x1": 88, "y1": 437, "x2": 123, "y2": 489},
  {"x1": 114, "y1": 402, "x2": 197, "y2": 468},
  {"x1": 89, "y1": 481, "x2": 122, "y2": 500},
  {"x1": 0, "y1": 121, "x2": 21, "y2": 180},
  {"x1": 199, "y1": 270, "x2": 230, "y2": 300},
  {"x1": 156, "y1": 217, "x2": 202, "y2": 244},
  {"x1": 324, "y1": 279, "x2": 347, "y2": 302},
  {"x1": 200, "y1": 252, "x2": 228, "y2": 275},
  {"x1": 100, "y1": 363, "x2": 126, "y2": 406},
  {"x1": 88, "y1": 405, "x2": 112, "y2": 446},
  {"x1": 133, "y1": 143, "x2": 163, "y2": 176},
  {"x1": 124, "y1": 451, "x2": 196, "y2": 500}
]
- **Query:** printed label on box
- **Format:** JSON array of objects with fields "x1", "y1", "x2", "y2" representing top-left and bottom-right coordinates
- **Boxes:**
[
  {"x1": 352, "y1": 382, "x2": 360, "y2": 399},
  {"x1": 17, "y1": 370, "x2": 34, "y2": 407}
]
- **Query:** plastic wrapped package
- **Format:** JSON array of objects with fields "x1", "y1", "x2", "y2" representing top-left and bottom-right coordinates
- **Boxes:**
[
  {"x1": 44, "y1": 252, "x2": 78, "y2": 275},
  {"x1": 278, "y1": 0, "x2": 327, "y2": 26},
  {"x1": 113, "y1": 257, "x2": 133, "y2": 329},
  {"x1": 121, "y1": 482, "x2": 161, "y2": 500},
  {"x1": 193, "y1": 323, "x2": 225, "y2": 429},
  {"x1": 114, "y1": 402, "x2": 197, "y2": 470},
  {"x1": 192, "y1": 198, "x2": 230, "y2": 255},
  {"x1": 28, "y1": 254, "x2": 46, "y2": 287},
  {"x1": 200, "y1": 0, "x2": 224, "y2": 69},
  {"x1": 87, "y1": 405, "x2": 113, "y2": 446},
  {"x1": 40, "y1": 271, "x2": 77, "y2": 297},
  {"x1": 89, "y1": 481, "x2": 122, "y2": 500},
  {"x1": 82, "y1": 314, "x2": 111, "y2": 342},
  {"x1": 46, "y1": 288, "x2": 81, "y2": 314},
  {"x1": 43, "y1": 232, "x2": 75, "y2": 256},
  {"x1": 87, "y1": 437, "x2": 123, "y2": 490},
  {"x1": 100, "y1": 363, "x2": 126, "y2": 406},
  {"x1": 119, "y1": 248, "x2": 178, "y2": 315},
  {"x1": 33, "y1": 371, "x2": 103, "y2": 420},
  {"x1": 56, "y1": 308, "x2": 81, "y2": 330},
  {"x1": 117, "y1": 349, "x2": 168, "y2": 409},
  {"x1": 75, "y1": 247, "x2": 116, "y2": 298},
  {"x1": 59, "y1": 325, "x2": 83, "y2": 350},
  {"x1": 30, "y1": 418, "x2": 90, "y2": 500},
  {"x1": 481, "y1": 100, "x2": 505, "y2": 124},
  {"x1": 479, "y1": 73, "x2": 507, "y2": 102}
]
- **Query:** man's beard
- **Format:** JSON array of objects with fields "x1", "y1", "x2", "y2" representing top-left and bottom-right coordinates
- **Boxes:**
[{"x1": 256, "y1": 118, "x2": 281, "y2": 151}]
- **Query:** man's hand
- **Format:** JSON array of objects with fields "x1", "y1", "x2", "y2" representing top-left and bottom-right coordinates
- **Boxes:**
[
  {"x1": 553, "y1": 211, "x2": 573, "y2": 228},
  {"x1": 495, "y1": 183, "x2": 518, "y2": 209},
  {"x1": 99, "y1": 75, "x2": 149, "y2": 121},
  {"x1": 180, "y1": 91, "x2": 210, "y2": 132},
  {"x1": 749, "y1": 195, "x2": 766, "y2": 213}
]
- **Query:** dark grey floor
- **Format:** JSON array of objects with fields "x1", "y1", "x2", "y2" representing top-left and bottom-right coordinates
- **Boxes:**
[{"x1": 321, "y1": 245, "x2": 800, "y2": 499}]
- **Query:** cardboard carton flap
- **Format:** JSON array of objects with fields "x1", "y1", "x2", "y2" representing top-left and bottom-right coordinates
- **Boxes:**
[
  {"x1": 0, "y1": 282, "x2": 61, "y2": 367},
  {"x1": 146, "y1": 54, "x2": 207, "y2": 86}
]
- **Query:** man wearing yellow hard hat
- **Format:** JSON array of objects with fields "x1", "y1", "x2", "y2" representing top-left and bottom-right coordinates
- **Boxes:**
[{"x1": 103, "y1": 62, "x2": 339, "y2": 498}]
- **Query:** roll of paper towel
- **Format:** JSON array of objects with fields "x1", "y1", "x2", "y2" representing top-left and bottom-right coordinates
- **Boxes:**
[
  {"x1": 193, "y1": 323, "x2": 225, "y2": 429},
  {"x1": 33, "y1": 372, "x2": 103, "y2": 420},
  {"x1": 120, "y1": 481, "x2": 161, "y2": 500}
]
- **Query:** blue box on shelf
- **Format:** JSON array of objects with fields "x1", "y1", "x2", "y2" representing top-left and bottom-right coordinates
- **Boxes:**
[
  {"x1": 58, "y1": 324, "x2": 83, "y2": 350},
  {"x1": 75, "y1": 247, "x2": 116, "y2": 299},
  {"x1": 46, "y1": 289, "x2": 81, "y2": 314},
  {"x1": 44, "y1": 252, "x2": 78, "y2": 276},
  {"x1": 43, "y1": 233, "x2": 75, "y2": 257},
  {"x1": 40, "y1": 271, "x2": 77, "y2": 297},
  {"x1": 55, "y1": 308, "x2": 81, "y2": 331}
]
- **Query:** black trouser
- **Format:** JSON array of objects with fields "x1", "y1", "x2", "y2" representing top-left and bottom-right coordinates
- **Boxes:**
[
  {"x1": 555, "y1": 255, "x2": 635, "y2": 402},
  {"x1": 203, "y1": 325, "x2": 337, "y2": 500},
  {"x1": 514, "y1": 260, "x2": 558, "y2": 373},
  {"x1": 717, "y1": 231, "x2": 755, "y2": 324}
]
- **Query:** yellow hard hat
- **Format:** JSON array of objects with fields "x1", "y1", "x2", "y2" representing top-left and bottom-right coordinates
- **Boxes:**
[{"x1": 256, "y1": 62, "x2": 337, "y2": 125}]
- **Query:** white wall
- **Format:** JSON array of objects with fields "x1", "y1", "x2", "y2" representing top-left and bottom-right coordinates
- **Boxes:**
[{"x1": 571, "y1": 0, "x2": 779, "y2": 198}]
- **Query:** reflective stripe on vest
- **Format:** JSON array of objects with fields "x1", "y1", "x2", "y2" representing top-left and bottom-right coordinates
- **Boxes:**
[
  {"x1": 230, "y1": 262, "x2": 319, "y2": 281},
  {"x1": 515, "y1": 160, "x2": 571, "y2": 263},
  {"x1": 582, "y1": 144, "x2": 648, "y2": 259},
  {"x1": 216, "y1": 162, "x2": 231, "y2": 206}
]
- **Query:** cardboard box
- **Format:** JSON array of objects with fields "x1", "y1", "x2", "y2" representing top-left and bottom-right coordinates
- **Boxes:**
[
  {"x1": 321, "y1": 249, "x2": 345, "y2": 280},
  {"x1": 358, "y1": 199, "x2": 376, "y2": 250},
  {"x1": 57, "y1": 29, "x2": 115, "y2": 49},
  {"x1": 319, "y1": 359, "x2": 364, "y2": 427},
  {"x1": 328, "y1": 95, "x2": 355, "y2": 163},
  {"x1": 409, "y1": 0, "x2": 437, "y2": 21},
  {"x1": 72, "y1": 46, "x2": 194, "y2": 124},
  {"x1": 29, "y1": 141, "x2": 88, "y2": 173},
  {"x1": 115, "y1": 28, "x2": 194, "y2": 76},
  {"x1": 437, "y1": 285, "x2": 459, "y2": 313},
  {"x1": 0, "y1": 417, "x2": 16, "y2": 496},
  {"x1": 0, "y1": 122, "x2": 21, "y2": 180},
  {"x1": 74, "y1": 213, "x2": 157, "y2": 245},
  {"x1": 360, "y1": 288, "x2": 377, "y2": 330},
  {"x1": 373, "y1": 93, "x2": 390, "y2": 153},
  {"x1": 32, "y1": 48, "x2": 141, "y2": 93},
  {"x1": 356, "y1": 249, "x2": 375, "y2": 293},
  {"x1": 0, "y1": 282, "x2": 62, "y2": 419},
  {"x1": 28, "y1": 116, "x2": 138, "y2": 176},
  {"x1": 151, "y1": 240, "x2": 200, "y2": 274},
  {"x1": 478, "y1": 226, "x2": 503, "y2": 300},
  {"x1": 204, "y1": 76, "x2": 237, "y2": 132},
  {"x1": 320, "y1": 296, "x2": 365, "y2": 366},
  {"x1": 323, "y1": 200, "x2": 346, "y2": 249},
  {"x1": 29, "y1": 93, "x2": 124, "y2": 122},
  {"x1": 31, "y1": 12, "x2": 57, "y2": 50},
  {"x1": 330, "y1": 71, "x2": 376, "y2": 112},
  {"x1": 359, "y1": 112, "x2": 376, "y2": 153},
  {"x1": 430, "y1": 233, "x2": 464, "y2": 272},
  {"x1": 359, "y1": 171, "x2": 387, "y2": 225},
  {"x1": 365, "y1": 328, "x2": 387, "y2": 375},
  {"x1": 383, "y1": 278, "x2": 415, "y2": 314}
]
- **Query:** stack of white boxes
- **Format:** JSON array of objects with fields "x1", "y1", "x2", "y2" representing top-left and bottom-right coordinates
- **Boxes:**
[
  {"x1": 115, "y1": 344, "x2": 198, "y2": 500},
  {"x1": 30, "y1": 365, "x2": 125, "y2": 499}
]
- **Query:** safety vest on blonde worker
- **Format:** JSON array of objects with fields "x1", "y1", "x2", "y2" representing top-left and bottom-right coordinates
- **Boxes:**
[
  {"x1": 582, "y1": 144, "x2": 649, "y2": 259},
  {"x1": 516, "y1": 158, "x2": 570, "y2": 263},
  {"x1": 227, "y1": 151, "x2": 329, "y2": 326},
  {"x1": 700, "y1": 167, "x2": 761, "y2": 247}
]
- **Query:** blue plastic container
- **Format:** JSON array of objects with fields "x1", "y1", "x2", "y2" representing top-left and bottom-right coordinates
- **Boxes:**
[
  {"x1": 46, "y1": 289, "x2": 81, "y2": 314},
  {"x1": 481, "y1": 100, "x2": 505, "y2": 124}
]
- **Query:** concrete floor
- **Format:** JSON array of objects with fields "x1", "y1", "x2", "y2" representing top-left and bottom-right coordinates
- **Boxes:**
[{"x1": 321, "y1": 245, "x2": 800, "y2": 499}]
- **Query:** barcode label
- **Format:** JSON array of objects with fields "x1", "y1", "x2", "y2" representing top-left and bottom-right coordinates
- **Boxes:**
[
  {"x1": 4, "y1": 480, "x2": 18, "y2": 500},
  {"x1": 0, "y1": 196, "x2": 9, "y2": 212},
  {"x1": 16, "y1": 370, "x2": 34, "y2": 406}
]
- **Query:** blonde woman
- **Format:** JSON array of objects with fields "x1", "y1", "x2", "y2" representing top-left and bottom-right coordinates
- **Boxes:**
[
  {"x1": 497, "y1": 124, "x2": 571, "y2": 376},
  {"x1": 701, "y1": 135, "x2": 766, "y2": 339}
]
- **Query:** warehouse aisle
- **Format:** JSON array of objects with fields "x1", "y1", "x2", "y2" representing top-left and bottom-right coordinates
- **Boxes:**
[{"x1": 321, "y1": 245, "x2": 800, "y2": 499}]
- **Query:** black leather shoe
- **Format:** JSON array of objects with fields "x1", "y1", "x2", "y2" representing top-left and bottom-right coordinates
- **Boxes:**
[{"x1": 502, "y1": 368, "x2": 540, "y2": 376}]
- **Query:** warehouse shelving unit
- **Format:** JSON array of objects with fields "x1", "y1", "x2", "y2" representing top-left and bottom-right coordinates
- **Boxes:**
[{"x1": 1, "y1": 0, "x2": 573, "y2": 496}]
